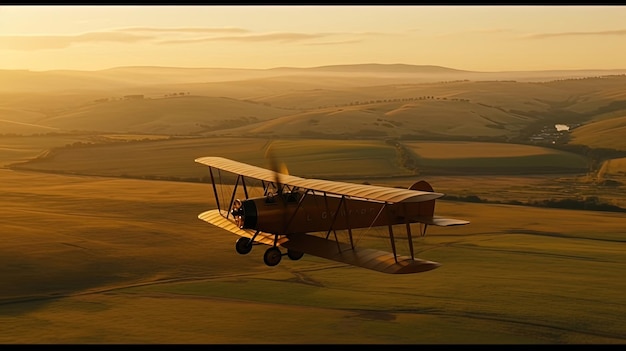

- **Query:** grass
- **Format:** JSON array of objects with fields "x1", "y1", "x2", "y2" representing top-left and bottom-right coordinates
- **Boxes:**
[
  {"x1": 265, "y1": 139, "x2": 408, "y2": 178},
  {"x1": 1, "y1": 134, "x2": 625, "y2": 343},
  {"x1": 404, "y1": 141, "x2": 561, "y2": 158},
  {"x1": 598, "y1": 157, "x2": 626, "y2": 179},
  {"x1": 7, "y1": 134, "x2": 624, "y2": 206},
  {"x1": 404, "y1": 141, "x2": 590, "y2": 173},
  {"x1": 10, "y1": 136, "x2": 592, "y2": 178},
  {"x1": 0, "y1": 134, "x2": 87, "y2": 166},
  {"x1": 2, "y1": 68, "x2": 626, "y2": 343},
  {"x1": 0, "y1": 166, "x2": 625, "y2": 344},
  {"x1": 570, "y1": 115, "x2": 626, "y2": 151}
]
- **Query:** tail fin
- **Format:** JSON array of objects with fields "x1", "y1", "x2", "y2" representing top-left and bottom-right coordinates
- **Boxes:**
[
  {"x1": 409, "y1": 180, "x2": 436, "y2": 218},
  {"x1": 409, "y1": 180, "x2": 469, "y2": 236}
]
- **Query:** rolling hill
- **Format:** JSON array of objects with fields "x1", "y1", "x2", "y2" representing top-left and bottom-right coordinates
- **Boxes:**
[
  {"x1": 1, "y1": 64, "x2": 625, "y2": 151},
  {"x1": 569, "y1": 114, "x2": 626, "y2": 150},
  {"x1": 34, "y1": 95, "x2": 294, "y2": 135}
]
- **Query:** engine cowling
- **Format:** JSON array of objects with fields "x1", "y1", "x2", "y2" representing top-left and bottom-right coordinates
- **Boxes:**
[{"x1": 230, "y1": 198, "x2": 258, "y2": 229}]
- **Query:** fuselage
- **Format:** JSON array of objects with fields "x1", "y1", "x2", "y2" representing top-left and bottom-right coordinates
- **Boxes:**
[{"x1": 232, "y1": 190, "x2": 435, "y2": 234}]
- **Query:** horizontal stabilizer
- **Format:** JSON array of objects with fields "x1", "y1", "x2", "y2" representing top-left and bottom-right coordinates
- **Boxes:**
[{"x1": 415, "y1": 216, "x2": 470, "y2": 227}]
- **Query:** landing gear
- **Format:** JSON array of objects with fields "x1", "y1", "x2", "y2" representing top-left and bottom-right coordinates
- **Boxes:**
[
  {"x1": 287, "y1": 249, "x2": 304, "y2": 260},
  {"x1": 235, "y1": 237, "x2": 302, "y2": 267},
  {"x1": 235, "y1": 237, "x2": 252, "y2": 255},
  {"x1": 263, "y1": 247, "x2": 282, "y2": 266}
]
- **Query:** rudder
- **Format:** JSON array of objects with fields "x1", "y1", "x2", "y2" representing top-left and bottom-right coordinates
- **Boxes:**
[{"x1": 409, "y1": 180, "x2": 435, "y2": 217}]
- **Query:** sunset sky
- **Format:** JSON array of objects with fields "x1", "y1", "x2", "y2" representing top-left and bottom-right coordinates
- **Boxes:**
[{"x1": 1, "y1": 5, "x2": 626, "y2": 72}]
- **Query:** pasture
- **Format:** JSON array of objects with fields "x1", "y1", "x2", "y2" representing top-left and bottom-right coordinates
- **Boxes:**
[
  {"x1": 0, "y1": 169, "x2": 624, "y2": 343},
  {"x1": 1, "y1": 132, "x2": 626, "y2": 343},
  {"x1": 2, "y1": 65, "x2": 626, "y2": 344},
  {"x1": 404, "y1": 141, "x2": 590, "y2": 174},
  {"x1": 0, "y1": 134, "x2": 87, "y2": 167},
  {"x1": 11, "y1": 134, "x2": 622, "y2": 208},
  {"x1": 11, "y1": 136, "x2": 591, "y2": 179}
]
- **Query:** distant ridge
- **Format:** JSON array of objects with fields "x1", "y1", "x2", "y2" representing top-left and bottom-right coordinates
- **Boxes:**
[
  {"x1": 91, "y1": 63, "x2": 471, "y2": 74},
  {"x1": 4, "y1": 63, "x2": 626, "y2": 75},
  {"x1": 2, "y1": 63, "x2": 626, "y2": 94},
  {"x1": 271, "y1": 63, "x2": 472, "y2": 73}
]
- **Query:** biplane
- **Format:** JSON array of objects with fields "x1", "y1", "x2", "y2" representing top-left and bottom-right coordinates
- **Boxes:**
[{"x1": 195, "y1": 156, "x2": 469, "y2": 274}]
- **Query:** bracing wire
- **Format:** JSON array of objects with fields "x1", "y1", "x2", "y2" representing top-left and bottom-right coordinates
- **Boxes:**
[{"x1": 353, "y1": 202, "x2": 387, "y2": 247}]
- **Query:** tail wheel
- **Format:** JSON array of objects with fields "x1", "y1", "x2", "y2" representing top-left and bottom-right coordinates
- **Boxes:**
[
  {"x1": 287, "y1": 249, "x2": 304, "y2": 261},
  {"x1": 263, "y1": 247, "x2": 282, "y2": 266},
  {"x1": 235, "y1": 237, "x2": 252, "y2": 255}
]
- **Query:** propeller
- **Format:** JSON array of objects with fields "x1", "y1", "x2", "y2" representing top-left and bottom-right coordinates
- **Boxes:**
[
  {"x1": 232, "y1": 144, "x2": 291, "y2": 231},
  {"x1": 264, "y1": 143, "x2": 289, "y2": 196},
  {"x1": 264, "y1": 142, "x2": 291, "y2": 236}
]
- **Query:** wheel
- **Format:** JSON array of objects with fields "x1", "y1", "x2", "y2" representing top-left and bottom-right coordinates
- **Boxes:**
[
  {"x1": 287, "y1": 249, "x2": 304, "y2": 261},
  {"x1": 263, "y1": 247, "x2": 282, "y2": 266},
  {"x1": 235, "y1": 237, "x2": 252, "y2": 255}
]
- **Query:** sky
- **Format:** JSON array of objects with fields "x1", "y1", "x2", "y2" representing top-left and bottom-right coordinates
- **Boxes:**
[{"x1": 1, "y1": 5, "x2": 626, "y2": 72}]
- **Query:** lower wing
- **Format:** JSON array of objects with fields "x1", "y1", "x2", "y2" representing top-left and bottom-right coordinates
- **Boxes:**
[{"x1": 198, "y1": 209, "x2": 440, "y2": 274}]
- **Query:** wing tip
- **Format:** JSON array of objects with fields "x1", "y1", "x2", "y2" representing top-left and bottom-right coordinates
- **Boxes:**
[{"x1": 393, "y1": 260, "x2": 441, "y2": 274}]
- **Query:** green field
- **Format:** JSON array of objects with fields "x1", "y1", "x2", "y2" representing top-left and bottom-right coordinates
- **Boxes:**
[
  {"x1": 9, "y1": 136, "x2": 592, "y2": 178},
  {"x1": 404, "y1": 141, "x2": 590, "y2": 174},
  {"x1": 0, "y1": 134, "x2": 89, "y2": 166},
  {"x1": 2, "y1": 65, "x2": 626, "y2": 344},
  {"x1": 10, "y1": 135, "x2": 619, "y2": 207},
  {"x1": 0, "y1": 169, "x2": 624, "y2": 344}
]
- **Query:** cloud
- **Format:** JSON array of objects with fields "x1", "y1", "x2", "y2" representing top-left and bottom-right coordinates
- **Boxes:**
[
  {"x1": 0, "y1": 27, "x2": 385, "y2": 51},
  {"x1": 159, "y1": 32, "x2": 330, "y2": 45},
  {"x1": 117, "y1": 27, "x2": 250, "y2": 34},
  {"x1": 307, "y1": 39, "x2": 362, "y2": 46},
  {"x1": 0, "y1": 27, "x2": 250, "y2": 51},
  {"x1": 0, "y1": 32, "x2": 153, "y2": 51},
  {"x1": 522, "y1": 29, "x2": 626, "y2": 39},
  {"x1": 158, "y1": 30, "x2": 388, "y2": 46}
]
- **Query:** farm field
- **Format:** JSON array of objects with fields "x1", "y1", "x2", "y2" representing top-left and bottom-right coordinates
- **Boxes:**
[
  {"x1": 8, "y1": 135, "x2": 623, "y2": 208},
  {"x1": 2, "y1": 64, "x2": 626, "y2": 344},
  {"x1": 0, "y1": 169, "x2": 624, "y2": 344},
  {"x1": 0, "y1": 134, "x2": 88, "y2": 167}
]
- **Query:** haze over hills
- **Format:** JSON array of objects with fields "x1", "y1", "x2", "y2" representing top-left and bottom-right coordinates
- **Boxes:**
[
  {"x1": 2, "y1": 64, "x2": 626, "y2": 345},
  {"x1": 1, "y1": 64, "x2": 626, "y2": 151},
  {"x1": 3, "y1": 63, "x2": 626, "y2": 93}
]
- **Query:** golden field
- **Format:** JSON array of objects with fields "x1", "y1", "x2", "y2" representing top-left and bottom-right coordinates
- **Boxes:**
[
  {"x1": 1, "y1": 65, "x2": 626, "y2": 344},
  {"x1": 1, "y1": 168, "x2": 625, "y2": 344},
  {"x1": 8, "y1": 135, "x2": 622, "y2": 208}
]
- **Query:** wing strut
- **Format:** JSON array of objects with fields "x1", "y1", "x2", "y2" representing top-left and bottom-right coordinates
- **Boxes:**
[
  {"x1": 280, "y1": 189, "x2": 311, "y2": 235},
  {"x1": 321, "y1": 193, "x2": 341, "y2": 251},
  {"x1": 208, "y1": 167, "x2": 221, "y2": 213},
  {"x1": 241, "y1": 176, "x2": 249, "y2": 199},
  {"x1": 342, "y1": 196, "x2": 355, "y2": 250},
  {"x1": 385, "y1": 203, "x2": 398, "y2": 263},
  {"x1": 403, "y1": 203, "x2": 416, "y2": 260},
  {"x1": 325, "y1": 194, "x2": 348, "y2": 253},
  {"x1": 323, "y1": 192, "x2": 332, "y2": 241},
  {"x1": 226, "y1": 174, "x2": 243, "y2": 221}
]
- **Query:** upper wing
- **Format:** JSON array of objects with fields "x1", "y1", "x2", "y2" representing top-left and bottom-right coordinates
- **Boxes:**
[
  {"x1": 199, "y1": 209, "x2": 440, "y2": 274},
  {"x1": 195, "y1": 156, "x2": 443, "y2": 203}
]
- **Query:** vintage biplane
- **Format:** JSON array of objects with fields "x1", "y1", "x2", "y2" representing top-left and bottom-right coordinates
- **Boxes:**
[{"x1": 195, "y1": 156, "x2": 469, "y2": 274}]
